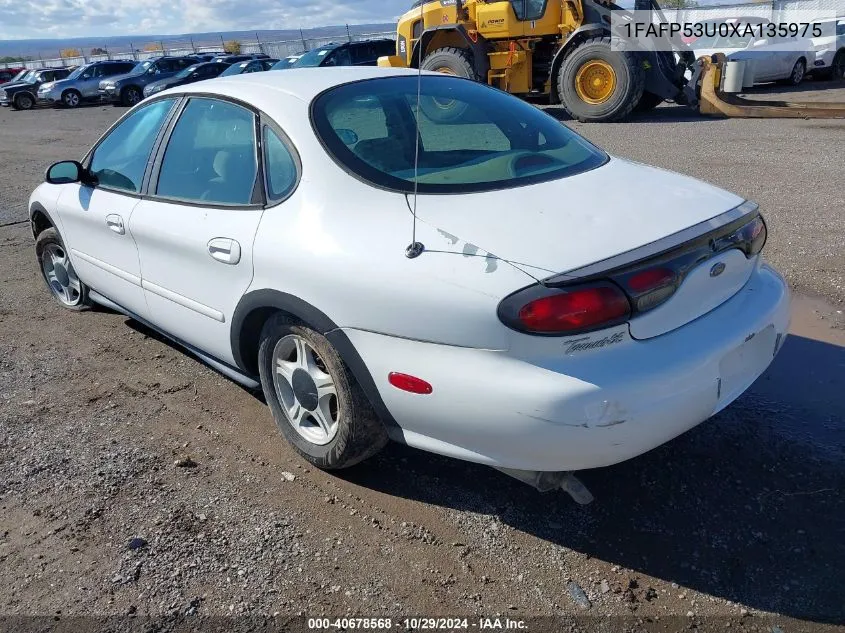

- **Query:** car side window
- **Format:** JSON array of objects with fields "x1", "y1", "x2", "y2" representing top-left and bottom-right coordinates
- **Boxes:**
[
  {"x1": 88, "y1": 99, "x2": 176, "y2": 193},
  {"x1": 264, "y1": 127, "x2": 298, "y2": 202},
  {"x1": 156, "y1": 98, "x2": 258, "y2": 205},
  {"x1": 325, "y1": 48, "x2": 353, "y2": 67}
]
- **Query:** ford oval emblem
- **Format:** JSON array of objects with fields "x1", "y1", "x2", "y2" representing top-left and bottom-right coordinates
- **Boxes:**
[{"x1": 710, "y1": 262, "x2": 726, "y2": 277}]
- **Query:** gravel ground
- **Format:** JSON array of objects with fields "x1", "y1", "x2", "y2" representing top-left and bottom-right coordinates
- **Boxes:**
[{"x1": 0, "y1": 82, "x2": 844, "y2": 629}]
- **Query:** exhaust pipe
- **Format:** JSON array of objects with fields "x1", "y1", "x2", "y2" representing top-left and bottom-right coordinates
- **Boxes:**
[{"x1": 495, "y1": 468, "x2": 594, "y2": 504}]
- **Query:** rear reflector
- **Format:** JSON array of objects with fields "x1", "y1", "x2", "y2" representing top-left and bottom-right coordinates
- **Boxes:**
[
  {"x1": 516, "y1": 285, "x2": 630, "y2": 334},
  {"x1": 388, "y1": 372, "x2": 433, "y2": 394}
]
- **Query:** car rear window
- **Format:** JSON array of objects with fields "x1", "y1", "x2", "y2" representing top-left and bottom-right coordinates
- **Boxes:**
[{"x1": 310, "y1": 75, "x2": 607, "y2": 194}]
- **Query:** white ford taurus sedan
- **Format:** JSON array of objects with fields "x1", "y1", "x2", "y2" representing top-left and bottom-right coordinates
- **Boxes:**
[{"x1": 30, "y1": 68, "x2": 790, "y2": 476}]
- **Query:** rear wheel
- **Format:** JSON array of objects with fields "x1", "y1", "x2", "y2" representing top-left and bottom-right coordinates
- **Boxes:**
[
  {"x1": 13, "y1": 92, "x2": 34, "y2": 110},
  {"x1": 35, "y1": 228, "x2": 91, "y2": 311},
  {"x1": 257, "y1": 314, "x2": 388, "y2": 469},
  {"x1": 62, "y1": 89, "x2": 81, "y2": 108},
  {"x1": 557, "y1": 37, "x2": 645, "y2": 122},
  {"x1": 121, "y1": 86, "x2": 142, "y2": 107},
  {"x1": 781, "y1": 59, "x2": 806, "y2": 86}
]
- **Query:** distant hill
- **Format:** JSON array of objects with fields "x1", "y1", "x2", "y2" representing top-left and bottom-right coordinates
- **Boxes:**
[{"x1": 0, "y1": 24, "x2": 395, "y2": 58}]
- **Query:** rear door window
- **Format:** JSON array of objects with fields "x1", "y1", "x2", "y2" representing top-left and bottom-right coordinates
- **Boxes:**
[{"x1": 155, "y1": 98, "x2": 258, "y2": 205}]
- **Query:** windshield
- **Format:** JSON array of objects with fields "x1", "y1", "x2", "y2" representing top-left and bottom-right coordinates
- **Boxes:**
[
  {"x1": 130, "y1": 60, "x2": 155, "y2": 75},
  {"x1": 272, "y1": 57, "x2": 300, "y2": 70},
  {"x1": 221, "y1": 62, "x2": 249, "y2": 76},
  {"x1": 311, "y1": 76, "x2": 607, "y2": 194},
  {"x1": 12, "y1": 70, "x2": 30, "y2": 82},
  {"x1": 295, "y1": 47, "x2": 336, "y2": 67},
  {"x1": 176, "y1": 64, "x2": 201, "y2": 79},
  {"x1": 65, "y1": 64, "x2": 92, "y2": 81}
]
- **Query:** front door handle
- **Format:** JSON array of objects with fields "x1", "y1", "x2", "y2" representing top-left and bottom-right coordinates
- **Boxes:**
[
  {"x1": 105, "y1": 214, "x2": 125, "y2": 235},
  {"x1": 208, "y1": 238, "x2": 241, "y2": 265}
]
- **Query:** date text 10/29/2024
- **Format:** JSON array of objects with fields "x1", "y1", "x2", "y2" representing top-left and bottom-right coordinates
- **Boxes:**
[{"x1": 307, "y1": 618, "x2": 528, "y2": 630}]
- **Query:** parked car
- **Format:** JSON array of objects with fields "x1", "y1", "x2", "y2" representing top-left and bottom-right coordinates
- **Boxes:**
[
  {"x1": 99, "y1": 57, "x2": 196, "y2": 106},
  {"x1": 37, "y1": 60, "x2": 137, "y2": 108},
  {"x1": 219, "y1": 58, "x2": 279, "y2": 77},
  {"x1": 29, "y1": 68, "x2": 789, "y2": 476},
  {"x1": 0, "y1": 67, "x2": 74, "y2": 110},
  {"x1": 143, "y1": 62, "x2": 231, "y2": 97},
  {"x1": 271, "y1": 55, "x2": 303, "y2": 70},
  {"x1": 809, "y1": 18, "x2": 845, "y2": 80},
  {"x1": 212, "y1": 54, "x2": 269, "y2": 65},
  {"x1": 690, "y1": 17, "x2": 814, "y2": 85},
  {"x1": 0, "y1": 67, "x2": 26, "y2": 85},
  {"x1": 291, "y1": 39, "x2": 396, "y2": 68},
  {"x1": 188, "y1": 52, "x2": 226, "y2": 63}
]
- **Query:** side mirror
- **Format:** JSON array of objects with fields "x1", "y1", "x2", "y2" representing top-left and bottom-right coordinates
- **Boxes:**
[{"x1": 46, "y1": 160, "x2": 93, "y2": 185}]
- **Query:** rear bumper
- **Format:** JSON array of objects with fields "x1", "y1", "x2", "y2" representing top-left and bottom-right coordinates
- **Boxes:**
[{"x1": 344, "y1": 262, "x2": 790, "y2": 471}]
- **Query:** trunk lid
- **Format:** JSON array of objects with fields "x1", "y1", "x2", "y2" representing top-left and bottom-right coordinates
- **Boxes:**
[{"x1": 416, "y1": 157, "x2": 744, "y2": 275}]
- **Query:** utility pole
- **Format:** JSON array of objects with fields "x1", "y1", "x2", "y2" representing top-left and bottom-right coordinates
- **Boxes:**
[
  {"x1": 190, "y1": 36, "x2": 196, "y2": 53},
  {"x1": 300, "y1": 28, "x2": 308, "y2": 51},
  {"x1": 346, "y1": 24, "x2": 352, "y2": 42}
]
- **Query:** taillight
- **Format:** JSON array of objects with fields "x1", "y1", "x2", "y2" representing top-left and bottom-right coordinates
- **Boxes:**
[
  {"x1": 622, "y1": 266, "x2": 678, "y2": 312},
  {"x1": 744, "y1": 215, "x2": 767, "y2": 255},
  {"x1": 499, "y1": 282, "x2": 630, "y2": 335}
]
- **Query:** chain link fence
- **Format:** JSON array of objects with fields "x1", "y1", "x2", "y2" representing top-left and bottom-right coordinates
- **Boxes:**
[{"x1": 1, "y1": 30, "x2": 395, "y2": 70}]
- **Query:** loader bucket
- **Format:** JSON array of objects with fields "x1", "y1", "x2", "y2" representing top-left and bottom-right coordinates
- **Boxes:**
[{"x1": 698, "y1": 55, "x2": 845, "y2": 119}]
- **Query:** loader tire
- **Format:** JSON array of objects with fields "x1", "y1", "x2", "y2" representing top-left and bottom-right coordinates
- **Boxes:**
[
  {"x1": 557, "y1": 37, "x2": 645, "y2": 123},
  {"x1": 419, "y1": 47, "x2": 476, "y2": 122},
  {"x1": 421, "y1": 47, "x2": 478, "y2": 80}
]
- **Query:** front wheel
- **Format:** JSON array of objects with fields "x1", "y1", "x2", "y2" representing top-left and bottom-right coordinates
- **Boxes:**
[
  {"x1": 829, "y1": 50, "x2": 845, "y2": 81},
  {"x1": 35, "y1": 228, "x2": 91, "y2": 311},
  {"x1": 782, "y1": 59, "x2": 806, "y2": 86},
  {"x1": 121, "y1": 86, "x2": 142, "y2": 107},
  {"x1": 257, "y1": 314, "x2": 388, "y2": 469},
  {"x1": 557, "y1": 37, "x2": 645, "y2": 123},
  {"x1": 13, "y1": 92, "x2": 34, "y2": 110},
  {"x1": 62, "y1": 90, "x2": 81, "y2": 108}
]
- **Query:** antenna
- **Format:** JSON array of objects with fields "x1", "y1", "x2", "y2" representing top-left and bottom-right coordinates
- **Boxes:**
[{"x1": 405, "y1": 0, "x2": 426, "y2": 259}]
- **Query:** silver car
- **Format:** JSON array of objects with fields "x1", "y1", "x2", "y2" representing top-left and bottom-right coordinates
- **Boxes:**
[{"x1": 38, "y1": 60, "x2": 137, "y2": 108}]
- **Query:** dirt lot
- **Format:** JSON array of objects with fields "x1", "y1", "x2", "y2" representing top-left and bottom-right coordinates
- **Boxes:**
[{"x1": 0, "y1": 84, "x2": 844, "y2": 630}]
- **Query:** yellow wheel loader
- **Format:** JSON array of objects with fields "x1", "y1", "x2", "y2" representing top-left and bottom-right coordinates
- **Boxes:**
[
  {"x1": 378, "y1": 0, "x2": 845, "y2": 122},
  {"x1": 379, "y1": 0, "x2": 698, "y2": 123}
]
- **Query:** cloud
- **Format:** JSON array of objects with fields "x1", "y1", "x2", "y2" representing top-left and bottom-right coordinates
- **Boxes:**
[{"x1": 0, "y1": 0, "x2": 405, "y2": 39}]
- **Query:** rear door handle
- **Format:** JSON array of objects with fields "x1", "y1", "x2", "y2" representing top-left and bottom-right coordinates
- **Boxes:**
[
  {"x1": 208, "y1": 238, "x2": 241, "y2": 265},
  {"x1": 105, "y1": 214, "x2": 125, "y2": 235}
]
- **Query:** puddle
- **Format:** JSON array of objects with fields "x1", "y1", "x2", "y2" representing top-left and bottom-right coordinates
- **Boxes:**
[{"x1": 747, "y1": 293, "x2": 845, "y2": 456}]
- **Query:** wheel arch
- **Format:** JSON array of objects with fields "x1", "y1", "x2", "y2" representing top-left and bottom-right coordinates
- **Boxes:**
[
  {"x1": 230, "y1": 289, "x2": 402, "y2": 435},
  {"x1": 30, "y1": 201, "x2": 56, "y2": 239},
  {"x1": 414, "y1": 24, "x2": 490, "y2": 80}
]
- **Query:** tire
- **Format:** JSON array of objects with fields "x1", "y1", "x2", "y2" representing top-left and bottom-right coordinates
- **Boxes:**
[
  {"x1": 13, "y1": 92, "x2": 34, "y2": 110},
  {"x1": 827, "y1": 50, "x2": 845, "y2": 81},
  {"x1": 634, "y1": 91, "x2": 664, "y2": 112},
  {"x1": 557, "y1": 37, "x2": 645, "y2": 123},
  {"x1": 121, "y1": 86, "x2": 142, "y2": 107},
  {"x1": 62, "y1": 89, "x2": 81, "y2": 108},
  {"x1": 258, "y1": 314, "x2": 388, "y2": 470},
  {"x1": 420, "y1": 46, "x2": 478, "y2": 80},
  {"x1": 35, "y1": 227, "x2": 92, "y2": 311},
  {"x1": 419, "y1": 47, "x2": 477, "y2": 122},
  {"x1": 781, "y1": 59, "x2": 806, "y2": 86}
]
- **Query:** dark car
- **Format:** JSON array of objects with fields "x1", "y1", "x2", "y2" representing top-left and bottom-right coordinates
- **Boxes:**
[
  {"x1": 143, "y1": 61, "x2": 231, "y2": 98},
  {"x1": 219, "y1": 58, "x2": 278, "y2": 76},
  {"x1": 188, "y1": 51, "x2": 226, "y2": 63},
  {"x1": 0, "y1": 67, "x2": 74, "y2": 110},
  {"x1": 38, "y1": 60, "x2": 137, "y2": 108},
  {"x1": 289, "y1": 39, "x2": 395, "y2": 69},
  {"x1": 270, "y1": 55, "x2": 303, "y2": 70},
  {"x1": 211, "y1": 53, "x2": 269, "y2": 64},
  {"x1": 0, "y1": 67, "x2": 27, "y2": 85},
  {"x1": 99, "y1": 56, "x2": 196, "y2": 106}
]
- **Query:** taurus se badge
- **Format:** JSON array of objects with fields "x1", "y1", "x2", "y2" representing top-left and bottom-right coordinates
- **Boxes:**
[{"x1": 710, "y1": 262, "x2": 726, "y2": 277}]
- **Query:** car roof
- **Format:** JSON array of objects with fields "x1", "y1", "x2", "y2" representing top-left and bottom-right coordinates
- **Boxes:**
[{"x1": 173, "y1": 66, "x2": 422, "y2": 106}]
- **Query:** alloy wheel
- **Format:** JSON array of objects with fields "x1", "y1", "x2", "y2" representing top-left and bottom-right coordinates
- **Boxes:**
[
  {"x1": 41, "y1": 243, "x2": 82, "y2": 306},
  {"x1": 16, "y1": 93, "x2": 34, "y2": 110},
  {"x1": 64, "y1": 92, "x2": 80, "y2": 107},
  {"x1": 791, "y1": 60, "x2": 805, "y2": 84},
  {"x1": 271, "y1": 334, "x2": 339, "y2": 446}
]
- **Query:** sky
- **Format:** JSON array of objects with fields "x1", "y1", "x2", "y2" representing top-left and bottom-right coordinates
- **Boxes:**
[{"x1": 0, "y1": 0, "x2": 406, "y2": 40}]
